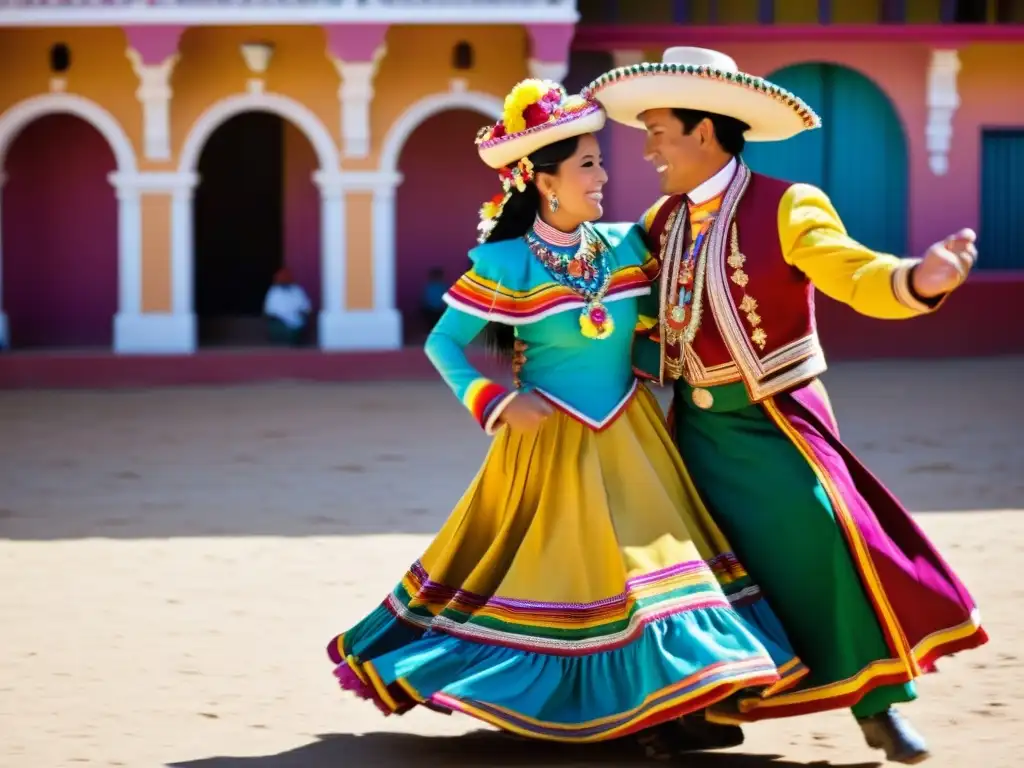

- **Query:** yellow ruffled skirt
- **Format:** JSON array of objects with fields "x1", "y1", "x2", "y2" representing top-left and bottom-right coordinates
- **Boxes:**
[{"x1": 328, "y1": 384, "x2": 806, "y2": 741}]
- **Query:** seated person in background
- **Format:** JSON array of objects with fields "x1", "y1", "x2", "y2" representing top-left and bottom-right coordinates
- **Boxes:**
[
  {"x1": 420, "y1": 267, "x2": 447, "y2": 331},
  {"x1": 263, "y1": 267, "x2": 311, "y2": 347}
]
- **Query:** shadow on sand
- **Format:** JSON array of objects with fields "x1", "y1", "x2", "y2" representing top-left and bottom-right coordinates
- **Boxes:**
[{"x1": 167, "y1": 731, "x2": 882, "y2": 768}]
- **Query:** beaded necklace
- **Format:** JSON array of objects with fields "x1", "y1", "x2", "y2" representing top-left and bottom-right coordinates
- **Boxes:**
[{"x1": 524, "y1": 222, "x2": 614, "y2": 339}]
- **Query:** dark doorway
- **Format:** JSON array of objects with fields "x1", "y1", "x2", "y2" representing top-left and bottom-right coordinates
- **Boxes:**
[{"x1": 194, "y1": 111, "x2": 284, "y2": 346}]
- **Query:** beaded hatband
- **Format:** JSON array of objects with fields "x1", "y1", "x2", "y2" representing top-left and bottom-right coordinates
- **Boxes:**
[{"x1": 583, "y1": 50, "x2": 822, "y2": 142}]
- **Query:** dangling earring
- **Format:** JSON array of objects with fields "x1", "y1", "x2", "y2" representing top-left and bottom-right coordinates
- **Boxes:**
[{"x1": 548, "y1": 194, "x2": 559, "y2": 213}]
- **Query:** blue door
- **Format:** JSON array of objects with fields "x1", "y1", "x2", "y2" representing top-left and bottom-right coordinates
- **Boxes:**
[
  {"x1": 744, "y1": 63, "x2": 909, "y2": 256},
  {"x1": 979, "y1": 129, "x2": 1024, "y2": 271}
]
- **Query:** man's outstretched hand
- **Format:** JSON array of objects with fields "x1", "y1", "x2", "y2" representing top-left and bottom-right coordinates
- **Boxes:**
[{"x1": 913, "y1": 228, "x2": 978, "y2": 299}]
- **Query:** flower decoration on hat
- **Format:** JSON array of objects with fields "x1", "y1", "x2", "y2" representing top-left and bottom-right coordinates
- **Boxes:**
[{"x1": 474, "y1": 79, "x2": 605, "y2": 242}]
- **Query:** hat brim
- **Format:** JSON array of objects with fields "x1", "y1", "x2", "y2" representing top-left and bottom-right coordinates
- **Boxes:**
[
  {"x1": 478, "y1": 105, "x2": 606, "y2": 169},
  {"x1": 584, "y1": 63, "x2": 820, "y2": 142}
]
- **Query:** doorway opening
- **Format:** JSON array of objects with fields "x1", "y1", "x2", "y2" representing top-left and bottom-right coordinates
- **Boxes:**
[
  {"x1": 1, "y1": 113, "x2": 118, "y2": 349},
  {"x1": 193, "y1": 111, "x2": 320, "y2": 347}
]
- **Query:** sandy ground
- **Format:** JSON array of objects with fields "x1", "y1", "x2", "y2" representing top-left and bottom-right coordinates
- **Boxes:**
[{"x1": 0, "y1": 356, "x2": 1021, "y2": 768}]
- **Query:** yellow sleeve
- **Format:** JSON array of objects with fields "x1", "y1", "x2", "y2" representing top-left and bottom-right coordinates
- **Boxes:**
[
  {"x1": 640, "y1": 195, "x2": 672, "y2": 234},
  {"x1": 779, "y1": 183, "x2": 942, "y2": 320}
]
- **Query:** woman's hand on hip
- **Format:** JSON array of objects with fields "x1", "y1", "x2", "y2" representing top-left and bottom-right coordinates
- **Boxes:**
[{"x1": 499, "y1": 392, "x2": 552, "y2": 431}]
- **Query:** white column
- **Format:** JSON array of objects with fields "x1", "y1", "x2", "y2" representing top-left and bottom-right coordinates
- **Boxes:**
[
  {"x1": 528, "y1": 60, "x2": 569, "y2": 83},
  {"x1": 0, "y1": 172, "x2": 6, "y2": 349},
  {"x1": 111, "y1": 174, "x2": 142, "y2": 317},
  {"x1": 315, "y1": 170, "x2": 403, "y2": 351},
  {"x1": 331, "y1": 46, "x2": 386, "y2": 159},
  {"x1": 126, "y1": 49, "x2": 178, "y2": 161},
  {"x1": 313, "y1": 170, "x2": 347, "y2": 348},
  {"x1": 926, "y1": 49, "x2": 961, "y2": 176},
  {"x1": 109, "y1": 171, "x2": 197, "y2": 354}
]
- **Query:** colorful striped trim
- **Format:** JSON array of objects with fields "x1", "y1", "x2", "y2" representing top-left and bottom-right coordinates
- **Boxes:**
[
  {"x1": 464, "y1": 378, "x2": 510, "y2": 430},
  {"x1": 709, "y1": 400, "x2": 990, "y2": 722},
  {"x1": 350, "y1": 555, "x2": 772, "y2": 657},
  {"x1": 708, "y1": 613, "x2": 988, "y2": 724},
  {"x1": 430, "y1": 658, "x2": 779, "y2": 742},
  {"x1": 444, "y1": 264, "x2": 652, "y2": 325},
  {"x1": 534, "y1": 380, "x2": 638, "y2": 432},
  {"x1": 639, "y1": 252, "x2": 660, "y2": 280},
  {"x1": 483, "y1": 391, "x2": 518, "y2": 435},
  {"x1": 333, "y1": 642, "x2": 784, "y2": 741}
]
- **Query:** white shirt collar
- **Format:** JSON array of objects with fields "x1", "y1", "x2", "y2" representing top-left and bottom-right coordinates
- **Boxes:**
[{"x1": 688, "y1": 157, "x2": 737, "y2": 204}]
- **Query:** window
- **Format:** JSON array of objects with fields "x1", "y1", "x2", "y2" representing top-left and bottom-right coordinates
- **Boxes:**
[
  {"x1": 49, "y1": 43, "x2": 70, "y2": 73},
  {"x1": 452, "y1": 42, "x2": 473, "y2": 71},
  {"x1": 953, "y1": 0, "x2": 987, "y2": 22}
]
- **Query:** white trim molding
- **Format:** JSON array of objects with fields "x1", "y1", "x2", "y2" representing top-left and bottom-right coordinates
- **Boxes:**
[
  {"x1": 0, "y1": 93, "x2": 138, "y2": 171},
  {"x1": 318, "y1": 169, "x2": 405, "y2": 351},
  {"x1": 528, "y1": 59, "x2": 569, "y2": 83},
  {"x1": 331, "y1": 45, "x2": 387, "y2": 159},
  {"x1": 926, "y1": 49, "x2": 961, "y2": 176},
  {"x1": 108, "y1": 170, "x2": 197, "y2": 354},
  {"x1": 363, "y1": 89, "x2": 502, "y2": 351},
  {"x1": 379, "y1": 88, "x2": 502, "y2": 174},
  {"x1": 179, "y1": 91, "x2": 340, "y2": 173},
  {"x1": 0, "y1": 93, "x2": 140, "y2": 353},
  {"x1": 0, "y1": 0, "x2": 580, "y2": 27},
  {"x1": 126, "y1": 48, "x2": 179, "y2": 161}
]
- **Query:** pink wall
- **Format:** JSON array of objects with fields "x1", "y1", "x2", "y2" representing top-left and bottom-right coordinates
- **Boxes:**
[
  {"x1": 395, "y1": 108, "x2": 497, "y2": 339},
  {"x1": 2, "y1": 114, "x2": 118, "y2": 349},
  {"x1": 603, "y1": 120, "x2": 661, "y2": 224},
  {"x1": 602, "y1": 42, "x2": 935, "y2": 253},
  {"x1": 282, "y1": 120, "x2": 321, "y2": 313},
  {"x1": 602, "y1": 41, "x2": 1024, "y2": 258},
  {"x1": 943, "y1": 43, "x2": 1024, "y2": 250}
]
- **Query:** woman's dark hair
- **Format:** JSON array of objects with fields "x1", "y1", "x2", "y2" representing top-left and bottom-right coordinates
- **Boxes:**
[
  {"x1": 479, "y1": 134, "x2": 581, "y2": 357},
  {"x1": 672, "y1": 108, "x2": 750, "y2": 156}
]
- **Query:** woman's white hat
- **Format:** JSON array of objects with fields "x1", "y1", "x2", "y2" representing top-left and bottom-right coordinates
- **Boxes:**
[
  {"x1": 476, "y1": 79, "x2": 606, "y2": 169},
  {"x1": 582, "y1": 47, "x2": 820, "y2": 142}
]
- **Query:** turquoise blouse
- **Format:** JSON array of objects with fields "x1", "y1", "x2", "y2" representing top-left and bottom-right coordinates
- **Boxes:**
[{"x1": 424, "y1": 223, "x2": 656, "y2": 432}]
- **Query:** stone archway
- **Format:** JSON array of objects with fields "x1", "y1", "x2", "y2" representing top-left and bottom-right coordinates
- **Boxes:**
[
  {"x1": 173, "y1": 92, "x2": 343, "y2": 350},
  {"x1": 0, "y1": 93, "x2": 140, "y2": 350},
  {"x1": 365, "y1": 88, "x2": 503, "y2": 347}
]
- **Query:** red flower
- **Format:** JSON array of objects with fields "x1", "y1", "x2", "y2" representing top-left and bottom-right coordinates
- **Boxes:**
[
  {"x1": 491, "y1": 122, "x2": 506, "y2": 139},
  {"x1": 490, "y1": 193, "x2": 505, "y2": 206},
  {"x1": 522, "y1": 102, "x2": 553, "y2": 129}
]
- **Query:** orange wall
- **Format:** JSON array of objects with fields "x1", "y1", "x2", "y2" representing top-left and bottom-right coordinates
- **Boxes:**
[
  {"x1": 0, "y1": 24, "x2": 533, "y2": 314},
  {"x1": 363, "y1": 24, "x2": 527, "y2": 170},
  {"x1": 169, "y1": 25, "x2": 340, "y2": 169},
  {"x1": 0, "y1": 27, "x2": 142, "y2": 161}
]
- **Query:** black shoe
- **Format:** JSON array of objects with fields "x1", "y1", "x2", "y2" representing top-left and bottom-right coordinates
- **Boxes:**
[
  {"x1": 634, "y1": 714, "x2": 744, "y2": 759},
  {"x1": 858, "y1": 708, "x2": 931, "y2": 764}
]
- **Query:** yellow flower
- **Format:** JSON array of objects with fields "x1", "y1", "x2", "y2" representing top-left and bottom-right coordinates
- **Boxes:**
[
  {"x1": 502, "y1": 79, "x2": 550, "y2": 134},
  {"x1": 480, "y1": 192, "x2": 507, "y2": 220}
]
